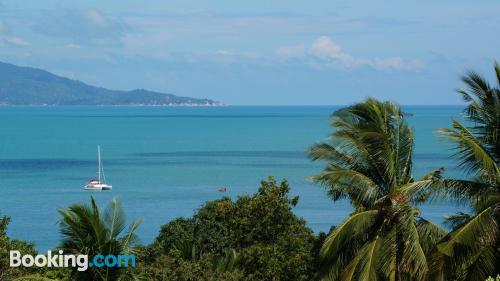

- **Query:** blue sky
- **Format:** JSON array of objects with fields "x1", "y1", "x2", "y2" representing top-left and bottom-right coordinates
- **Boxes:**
[{"x1": 0, "y1": 0, "x2": 498, "y2": 105}]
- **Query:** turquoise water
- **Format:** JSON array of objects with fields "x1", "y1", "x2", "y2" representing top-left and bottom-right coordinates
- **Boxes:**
[{"x1": 0, "y1": 106, "x2": 466, "y2": 251}]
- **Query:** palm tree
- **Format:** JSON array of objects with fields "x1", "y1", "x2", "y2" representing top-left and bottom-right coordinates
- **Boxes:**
[
  {"x1": 433, "y1": 62, "x2": 500, "y2": 281},
  {"x1": 309, "y1": 98, "x2": 446, "y2": 281},
  {"x1": 57, "y1": 196, "x2": 141, "y2": 281}
]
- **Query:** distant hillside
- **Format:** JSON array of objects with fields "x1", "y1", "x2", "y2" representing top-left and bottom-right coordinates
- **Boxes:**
[{"x1": 0, "y1": 62, "x2": 222, "y2": 106}]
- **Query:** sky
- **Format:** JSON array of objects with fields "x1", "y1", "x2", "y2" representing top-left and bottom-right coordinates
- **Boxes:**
[{"x1": 0, "y1": 0, "x2": 498, "y2": 105}]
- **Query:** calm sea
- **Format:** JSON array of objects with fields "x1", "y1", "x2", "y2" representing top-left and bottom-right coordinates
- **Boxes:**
[{"x1": 0, "y1": 106, "x2": 466, "y2": 251}]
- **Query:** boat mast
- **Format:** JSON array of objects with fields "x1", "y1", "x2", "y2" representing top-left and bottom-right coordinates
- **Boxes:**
[
  {"x1": 101, "y1": 149, "x2": 106, "y2": 183},
  {"x1": 97, "y1": 145, "x2": 101, "y2": 183}
]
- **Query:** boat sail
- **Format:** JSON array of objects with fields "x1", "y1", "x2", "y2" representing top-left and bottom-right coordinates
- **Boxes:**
[{"x1": 84, "y1": 145, "x2": 112, "y2": 191}]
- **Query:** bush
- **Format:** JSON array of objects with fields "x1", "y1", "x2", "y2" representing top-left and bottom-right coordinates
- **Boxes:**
[{"x1": 145, "y1": 177, "x2": 320, "y2": 281}]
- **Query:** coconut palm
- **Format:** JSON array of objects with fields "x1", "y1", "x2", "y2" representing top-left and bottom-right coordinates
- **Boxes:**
[
  {"x1": 309, "y1": 98, "x2": 447, "y2": 281},
  {"x1": 57, "y1": 196, "x2": 141, "y2": 281},
  {"x1": 433, "y1": 62, "x2": 500, "y2": 281}
]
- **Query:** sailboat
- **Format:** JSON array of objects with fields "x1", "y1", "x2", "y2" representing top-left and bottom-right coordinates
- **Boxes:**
[{"x1": 84, "y1": 145, "x2": 112, "y2": 191}]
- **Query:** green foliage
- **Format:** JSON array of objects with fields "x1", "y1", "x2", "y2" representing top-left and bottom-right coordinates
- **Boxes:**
[
  {"x1": 193, "y1": 198, "x2": 234, "y2": 256},
  {"x1": 0, "y1": 215, "x2": 38, "y2": 281},
  {"x1": 433, "y1": 61, "x2": 500, "y2": 281},
  {"x1": 228, "y1": 178, "x2": 315, "y2": 281},
  {"x1": 0, "y1": 215, "x2": 69, "y2": 281},
  {"x1": 309, "y1": 98, "x2": 447, "y2": 281},
  {"x1": 57, "y1": 196, "x2": 141, "y2": 281},
  {"x1": 147, "y1": 217, "x2": 196, "y2": 259},
  {"x1": 136, "y1": 252, "x2": 244, "y2": 281},
  {"x1": 144, "y1": 177, "x2": 319, "y2": 281}
]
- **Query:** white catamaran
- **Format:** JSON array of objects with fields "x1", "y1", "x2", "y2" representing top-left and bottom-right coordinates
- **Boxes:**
[{"x1": 84, "y1": 145, "x2": 112, "y2": 191}]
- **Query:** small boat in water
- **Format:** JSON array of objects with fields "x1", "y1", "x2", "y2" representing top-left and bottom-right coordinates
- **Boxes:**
[
  {"x1": 84, "y1": 145, "x2": 112, "y2": 191},
  {"x1": 217, "y1": 187, "x2": 227, "y2": 192}
]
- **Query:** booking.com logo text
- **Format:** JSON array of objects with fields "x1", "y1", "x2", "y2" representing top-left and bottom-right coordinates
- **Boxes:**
[{"x1": 10, "y1": 250, "x2": 136, "y2": 272}]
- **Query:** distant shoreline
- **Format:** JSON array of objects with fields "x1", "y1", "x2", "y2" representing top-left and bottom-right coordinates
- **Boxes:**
[
  {"x1": 0, "y1": 103, "x2": 226, "y2": 107},
  {"x1": 0, "y1": 104, "x2": 464, "y2": 107}
]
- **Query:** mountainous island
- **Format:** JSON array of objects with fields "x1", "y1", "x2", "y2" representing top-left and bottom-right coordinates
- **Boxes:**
[{"x1": 0, "y1": 61, "x2": 222, "y2": 106}]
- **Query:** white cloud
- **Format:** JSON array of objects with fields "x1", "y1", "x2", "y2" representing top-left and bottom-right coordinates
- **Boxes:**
[
  {"x1": 310, "y1": 36, "x2": 356, "y2": 67},
  {"x1": 0, "y1": 36, "x2": 29, "y2": 46},
  {"x1": 66, "y1": 42, "x2": 81, "y2": 49},
  {"x1": 278, "y1": 36, "x2": 423, "y2": 71},
  {"x1": 0, "y1": 19, "x2": 29, "y2": 47}
]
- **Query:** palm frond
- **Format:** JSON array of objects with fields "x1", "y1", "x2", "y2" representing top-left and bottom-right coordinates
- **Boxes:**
[
  {"x1": 357, "y1": 235, "x2": 381, "y2": 281},
  {"x1": 312, "y1": 165, "x2": 382, "y2": 206},
  {"x1": 121, "y1": 218, "x2": 142, "y2": 251},
  {"x1": 401, "y1": 222, "x2": 428, "y2": 280},
  {"x1": 434, "y1": 179, "x2": 492, "y2": 202},
  {"x1": 415, "y1": 218, "x2": 447, "y2": 255},
  {"x1": 463, "y1": 244, "x2": 500, "y2": 281},
  {"x1": 57, "y1": 197, "x2": 141, "y2": 281},
  {"x1": 443, "y1": 212, "x2": 472, "y2": 230},
  {"x1": 104, "y1": 198, "x2": 127, "y2": 241},
  {"x1": 438, "y1": 206, "x2": 497, "y2": 256},
  {"x1": 320, "y1": 210, "x2": 379, "y2": 259},
  {"x1": 438, "y1": 119, "x2": 498, "y2": 181}
]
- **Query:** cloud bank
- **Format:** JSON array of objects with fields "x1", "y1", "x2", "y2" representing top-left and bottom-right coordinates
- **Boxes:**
[
  {"x1": 278, "y1": 36, "x2": 423, "y2": 71},
  {"x1": 33, "y1": 8, "x2": 127, "y2": 45},
  {"x1": 0, "y1": 20, "x2": 29, "y2": 47}
]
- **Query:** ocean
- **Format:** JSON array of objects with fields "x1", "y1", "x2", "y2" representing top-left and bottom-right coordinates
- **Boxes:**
[{"x1": 0, "y1": 106, "x2": 466, "y2": 251}]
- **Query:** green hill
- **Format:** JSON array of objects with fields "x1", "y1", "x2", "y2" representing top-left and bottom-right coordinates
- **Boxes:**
[{"x1": 0, "y1": 62, "x2": 221, "y2": 106}]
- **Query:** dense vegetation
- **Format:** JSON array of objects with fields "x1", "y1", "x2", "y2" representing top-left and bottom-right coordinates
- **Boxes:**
[
  {"x1": 138, "y1": 177, "x2": 322, "y2": 281},
  {"x1": 0, "y1": 62, "x2": 498, "y2": 280}
]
